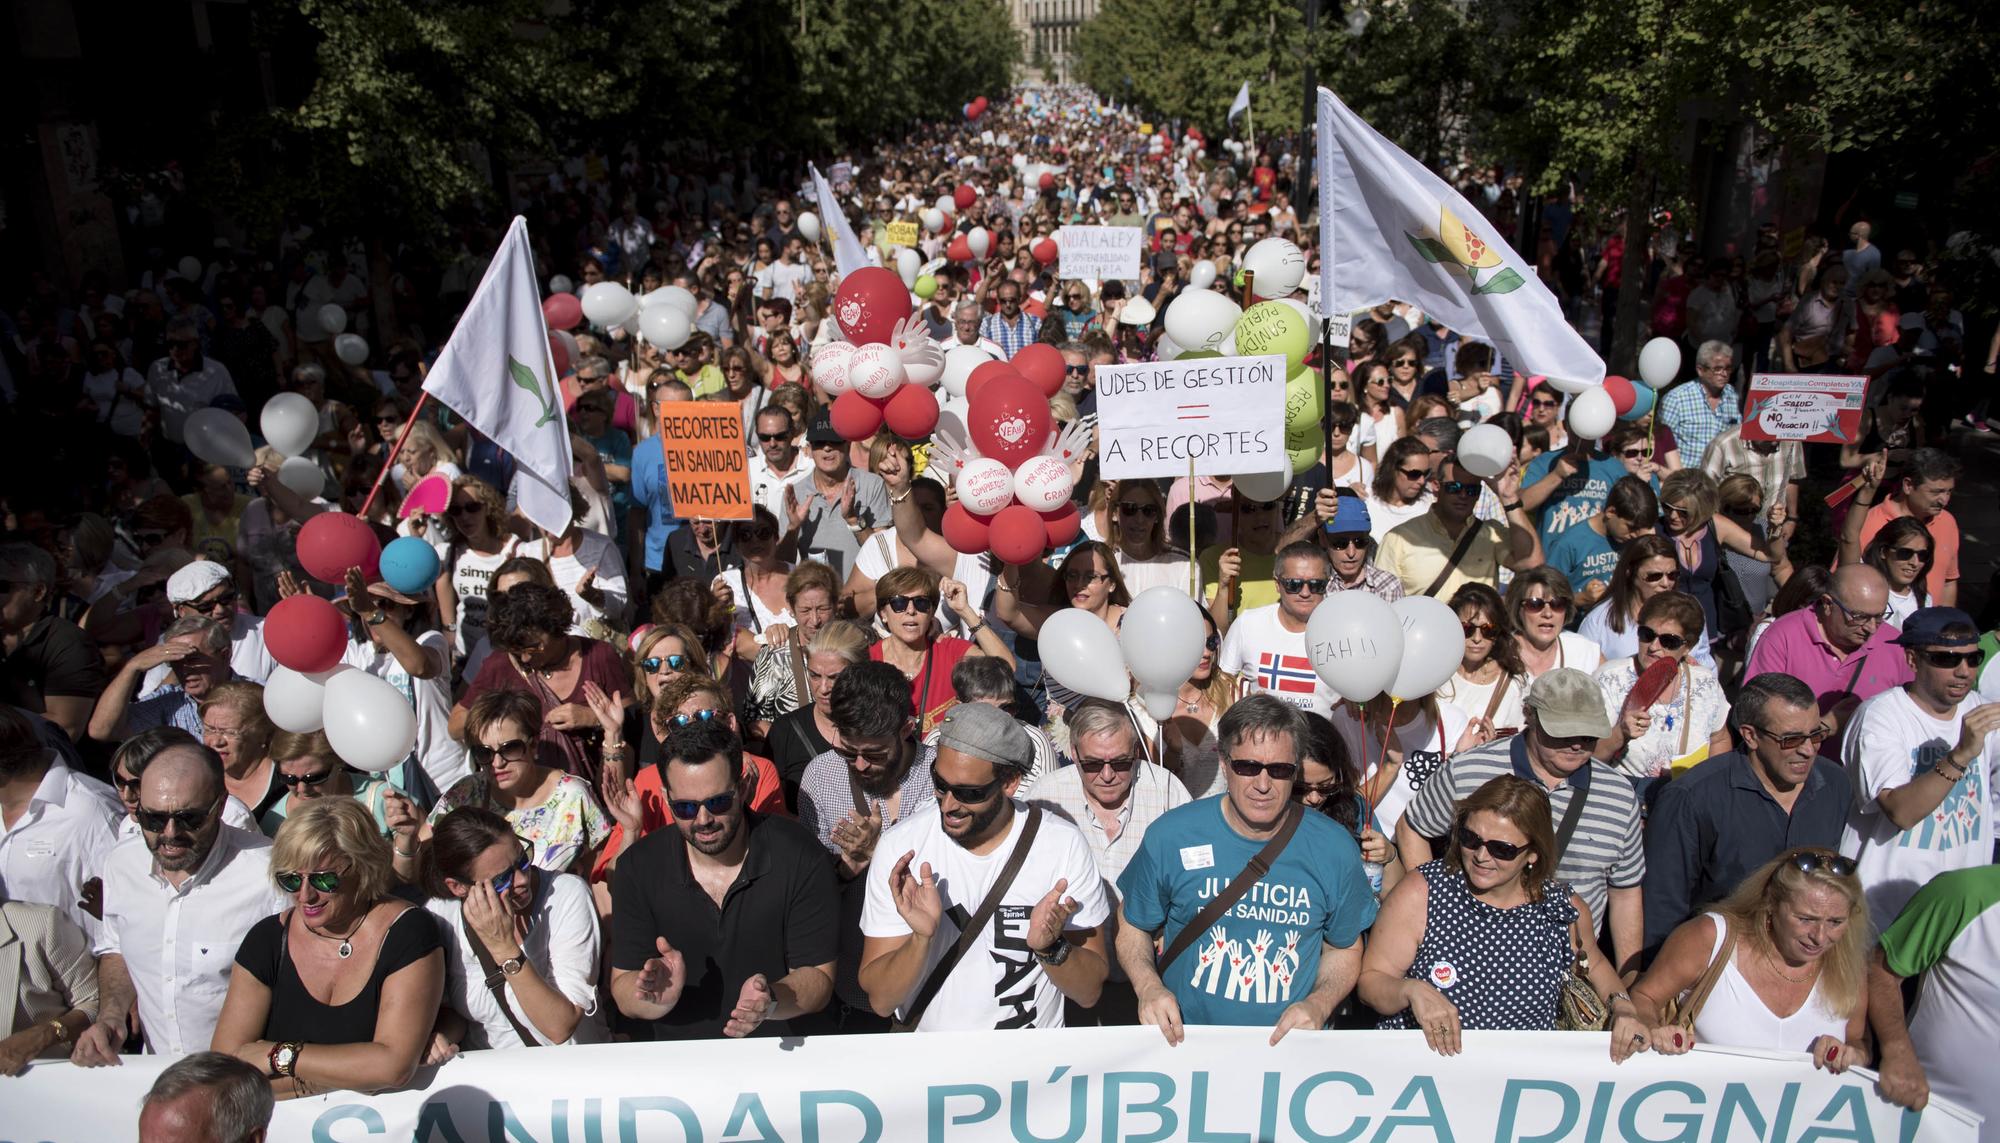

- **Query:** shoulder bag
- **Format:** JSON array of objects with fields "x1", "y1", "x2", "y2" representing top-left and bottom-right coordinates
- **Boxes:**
[
  {"x1": 1664, "y1": 920, "x2": 1738, "y2": 1029},
  {"x1": 1421, "y1": 521, "x2": 1485, "y2": 598},
  {"x1": 891, "y1": 805, "x2": 1043, "y2": 1032},
  {"x1": 464, "y1": 914, "x2": 543, "y2": 1047},
  {"x1": 1156, "y1": 804, "x2": 1304, "y2": 974}
]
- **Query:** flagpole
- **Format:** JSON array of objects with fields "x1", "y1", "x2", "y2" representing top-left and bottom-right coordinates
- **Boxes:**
[{"x1": 359, "y1": 390, "x2": 432, "y2": 521}]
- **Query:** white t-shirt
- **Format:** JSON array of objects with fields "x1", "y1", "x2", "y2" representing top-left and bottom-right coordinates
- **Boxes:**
[
  {"x1": 546, "y1": 530, "x2": 629, "y2": 630},
  {"x1": 426, "y1": 871, "x2": 607, "y2": 1048},
  {"x1": 1839, "y1": 687, "x2": 1997, "y2": 931},
  {"x1": 1520, "y1": 631, "x2": 1604, "y2": 684},
  {"x1": 450, "y1": 537, "x2": 525, "y2": 656},
  {"x1": 341, "y1": 630, "x2": 466, "y2": 795},
  {"x1": 1217, "y1": 604, "x2": 1338, "y2": 717},
  {"x1": 860, "y1": 802, "x2": 1110, "y2": 1031},
  {"x1": 1434, "y1": 670, "x2": 1528, "y2": 736},
  {"x1": 1331, "y1": 701, "x2": 1471, "y2": 832},
  {"x1": 1364, "y1": 494, "x2": 1432, "y2": 545},
  {"x1": 1880, "y1": 870, "x2": 2000, "y2": 1136},
  {"x1": 1886, "y1": 588, "x2": 1920, "y2": 627},
  {"x1": 1115, "y1": 548, "x2": 1197, "y2": 599},
  {"x1": 770, "y1": 261, "x2": 813, "y2": 302}
]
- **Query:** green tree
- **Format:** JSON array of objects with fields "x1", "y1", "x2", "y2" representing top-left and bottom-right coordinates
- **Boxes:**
[{"x1": 1077, "y1": 0, "x2": 1305, "y2": 134}]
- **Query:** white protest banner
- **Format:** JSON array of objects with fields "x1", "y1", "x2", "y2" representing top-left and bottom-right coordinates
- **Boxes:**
[
  {"x1": 4, "y1": 1030, "x2": 1976, "y2": 1141},
  {"x1": 1741, "y1": 372, "x2": 1869, "y2": 443},
  {"x1": 1057, "y1": 224, "x2": 1143, "y2": 280},
  {"x1": 1096, "y1": 354, "x2": 1286, "y2": 479}
]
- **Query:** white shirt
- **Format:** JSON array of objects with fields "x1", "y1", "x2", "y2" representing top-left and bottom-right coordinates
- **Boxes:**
[
  {"x1": 1331, "y1": 702, "x2": 1471, "y2": 832},
  {"x1": 545, "y1": 530, "x2": 630, "y2": 630},
  {"x1": 1578, "y1": 600, "x2": 1716, "y2": 669},
  {"x1": 1364, "y1": 494, "x2": 1432, "y2": 545},
  {"x1": 144, "y1": 358, "x2": 237, "y2": 443},
  {"x1": 0, "y1": 759, "x2": 123, "y2": 942},
  {"x1": 1217, "y1": 604, "x2": 1339, "y2": 717},
  {"x1": 1520, "y1": 631, "x2": 1602, "y2": 684},
  {"x1": 1434, "y1": 670, "x2": 1528, "y2": 736},
  {"x1": 751, "y1": 450, "x2": 812, "y2": 525},
  {"x1": 341, "y1": 630, "x2": 467, "y2": 795},
  {"x1": 96, "y1": 826, "x2": 288, "y2": 1054},
  {"x1": 860, "y1": 802, "x2": 1110, "y2": 1031},
  {"x1": 425, "y1": 871, "x2": 607, "y2": 1049}
]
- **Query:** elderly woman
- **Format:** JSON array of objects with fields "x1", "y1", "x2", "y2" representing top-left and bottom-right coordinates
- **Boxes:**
[
  {"x1": 213, "y1": 799, "x2": 445, "y2": 1097},
  {"x1": 745, "y1": 561, "x2": 840, "y2": 738},
  {"x1": 1632, "y1": 849, "x2": 1870, "y2": 1068},
  {"x1": 871, "y1": 565, "x2": 1013, "y2": 729},
  {"x1": 1578, "y1": 535, "x2": 1716, "y2": 667},
  {"x1": 200, "y1": 681, "x2": 285, "y2": 821},
  {"x1": 421, "y1": 807, "x2": 606, "y2": 1053},
  {"x1": 422, "y1": 691, "x2": 612, "y2": 879},
  {"x1": 1654, "y1": 469, "x2": 1788, "y2": 640},
  {"x1": 767, "y1": 619, "x2": 873, "y2": 808},
  {"x1": 1592, "y1": 591, "x2": 1732, "y2": 791},
  {"x1": 262, "y1": 729, "x2": 411, "y2": 838},
  {"x1": 1436, "y1": 583, "x2": 1529, "y2": 738},
  {"x1": 389, "y1": 420, "x2": 461, "y2": 499},
  {"x1": 1507, "y1": 568, "x2": 1602, "y2": 682},
  {"x1": 452, "y1": 582, "x2": 631, "y2": 787},
  {"x1": 1359, "y1": 775, "x2": 1645, "y2": 1057}
]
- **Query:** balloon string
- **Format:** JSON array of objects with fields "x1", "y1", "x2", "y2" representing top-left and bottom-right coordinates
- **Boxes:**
[{"x1": 1364, "y1": 696, "x2": 1401, "y2": 820}]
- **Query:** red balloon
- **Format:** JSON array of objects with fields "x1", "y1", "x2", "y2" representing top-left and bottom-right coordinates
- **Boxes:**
[
  {"x1": 954, "y1": 183, "x2": 977, "y2": 211},
  {"x1": 1012, "y1": 344, "x2": 1066, "y2": 398},
  {"x1": 547, "y1": 332, "x2": 571, "y2": 380},
  {"x1": 541, "y1": 293, "x2": 582, "y2": 332},
  {"x1": 969, "y1": 376, "x2": 1053, "y2": 470},
  {"x1": 297, "y1": 512, "x2": 381, "y2": 585},
  {"x1": 1041, "y1": 504, "x2": 1081, "y2": 549},
  {"x1": 1603, "y1": 375, "x2": 1637, "y2": 417},
  {"x1": 940, "y1": 503, "x2": 992, "y2": 556},
  {"x1": 946, "y1": 235, "x2": 973, "y2": 262},
  {"x1": 882, "y1": 385, "x2": 940, "y2": 439},
  {"x1": 829, "y1": 390, "x2": 886, "y2": 441},
  {"x1": 965, "y1": 361, "x2": 1020, "y2": 405},
  {"x1": 989, "y1": 504, "x2": 1048, "y2": 565},
  {"x1": 972, "y1": 95, "x2": 989, "y2": 112},
  {"x1": 1038, "y1": 172, "x2": 1055, "y2": 191},
  {"x1": 264, "y1": 595, "x2": 349, "y2": 674},
  {"x1": 832, "y1": 267, "x2": 911, "y2": 347},
  {"x1": 1031, "y1": 237, "x2": 1059, "y2": 265}
]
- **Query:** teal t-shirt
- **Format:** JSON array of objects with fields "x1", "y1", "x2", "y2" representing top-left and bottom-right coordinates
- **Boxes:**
[
  {"x1": 1523, "y1": 451, "x2": 1654, "y2": 547},
  {"x1": 1118, "y1": 797, "x2": 1378, "y2": 1028},
  {"x1": 1545, "y1": 520, "x2": 1619, "y2": 594}
]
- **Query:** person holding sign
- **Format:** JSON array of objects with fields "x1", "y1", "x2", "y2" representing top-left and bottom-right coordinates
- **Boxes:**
[{"x1": 1846, "y1": 449, "x2": 1960, "y2": 607}]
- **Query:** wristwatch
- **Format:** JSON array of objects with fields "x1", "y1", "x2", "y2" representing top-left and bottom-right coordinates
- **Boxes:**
[
  {"x1": 365, "y1": 609, "x2": 388, "y2": 627},
  {"x1": 1032, "y1": 936, "x2": 1073, "y2": 967},
  {"x1": 269, "y1": 1041, "x2": 301, "y2": 1078},
  {"x1": 500, "y1": 955, "x2": 527, "y2": 977}
]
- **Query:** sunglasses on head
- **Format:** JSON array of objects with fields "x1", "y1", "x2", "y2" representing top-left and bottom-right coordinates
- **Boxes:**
[
  {"x1": 1919, "y1": 649, "x2": 1984, "y2": 670},
  {"x1": 932, "y1": 771, "x2": 1006, "y2": 803},
  {"x1": 884, "y1": 594, "x2": 936, "y2": 614},
  {"x1": 1637, "y1": 624, "x2": 1688, "y2": 651},
  {"x1": 643, "y1": 653, "x2": 690, "y2": 673},
  {"x1": 470, "y1": 738, "x2": 535, "y2": 766},
  {"x1": 1785, "y1": 850, "x2": 1857, "y2": 878},
  {"x1": 1076, "y1": 756, "x2": 1138, "y2": 774},
  {"x1": 280, "y1": 769, "x2": 336, "y2": 788},
  {"x1": 1226, "y1": 758, "x2": 1299, "y2": 780},
  {"x1": 1457, "y1": 825, "x2": 1529, "y2": 862},
  {"x1": 1117, "y1": 501, "x2": 1160, "y2": 519},
  {"x1": 275, "y1": 869, "x2": 343, "y2": 894},
  {"x1": 134, "y1": 798, "x2": 219, "y2": 835},
  {"x1": 668, "y1": 791, "x2": 736, "y2": 820},
  {"x1": 1277, "y1": 576, "x2": 1329, "y2": 595},
  {"x1": 670, "y1": 708, "x2": 721, "y2": 727},
  {"x1": 1748, "y1": 723, "x2": 1832, "y2": 750}
]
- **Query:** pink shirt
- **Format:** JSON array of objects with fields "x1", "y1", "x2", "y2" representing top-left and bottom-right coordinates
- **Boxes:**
[{"x1": 1744, "y1": 607, "x2": 1914, "y2": 752}]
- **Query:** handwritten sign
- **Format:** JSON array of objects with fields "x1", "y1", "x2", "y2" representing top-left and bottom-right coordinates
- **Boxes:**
[
  {"x1": 1095, "y1": 355, "x2": 1286, "y2": 479},
  {"x1": 885, "y1": 220, "x2": 920, "y2": 248},
  {"x1": 1740, "y1": 373, "x2": 1868, "y2": 443},
  {"x1": 1057, "y1": 225, "x2": 1143, "y2": 281},
  {"x1": 828, "y1": 161, "x2": 852, "y2": 187},
  {"x1": 653, "y1": 400, "x2": 752, "y2": 520}
]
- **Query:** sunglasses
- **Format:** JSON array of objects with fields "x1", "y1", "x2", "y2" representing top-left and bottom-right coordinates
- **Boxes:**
[
  {"x1": 1638, "y1": 569, "x2": 1675, "y2": 584},
  {"x1": 1226, "y1": 758, "x2": 1300, "y2": 780},
  {"x1": 1659, "y1": 502, "x2": 1691, "y2": 517},
  {"x1": 1324, "y1": 535, "x2": 1368, "y2": 552},
  {"x1": 642, "y1": 653, "x2": 690, "y2": 673},
  {"x1": 134, "y1": 797, "x2": 220, "y2": 835},
  {"x1": 1117, "y1": 501, "x2": 1160, "y2": 519},
  {"x1": 1064, "y1": 364, "x2": 1089, "y2": 376},
  {"x1": 1075, "y1": 756, "x2": 1139, "y2": 774},
  {"x1": 1918, "y1": 649, "x2": 1984, "y2": 670},
  {"x1": 1461, "y1": 622, "x2": 1497, "y2": 639},
  {"x1": 1290, "y1": 779, "x2": 1344, "y2": 801},
  {"x1": 884, "y1": 594, "x2": 937, "y2": 614},
  {"x1": 1439, "y1": 480, "x2": 1480, "y2": 496},
  {"x1": 1456, "y1": 825, "x2": 1529, "y2": 862},
  {"x1": 670, "y1": 708, "x2": 721, "y2": 727},
  {"x1": 375, "y1": 415, "x2": 401, "y2": 426},
  {"x1": 757, "y1": 432, "x2": 791, "y2": 442},
  {"x1": 1886, "y1": 545, "x2": 1930, "y2": 562},
  {"x1": 132, "y1": 531, "x2": 169, "y2": 548},
  {"x1": 279, "y1": 769, "x2": 336, "y2": 788},
  {"x1": 1520, "y1": 596, "x2": 1569, "y2": 613},
  {"x1": 932, "y1": 771, "x2": 1006, "y2": 803},
  {"x1": 1064, "y1": 569, "x2": 1111, "y2": 585},
  {"x1": 482, "y1": 853, "x2": 532, "y2": 895},
  {"x1": 1529, "y1": 397, "x2": 1561, "y2": 409},
  {"x1": 1397, "y1": 467, "x2": 1432, "y2": 481},
  {"x1": 450, "y1": 502, "x2": 482, "y2": 516},
  {"x1": 1277, "y1": 577, "x2": 1330, "y2": 596},
  {"x1": 1205, "y1": 633, "x2": 1222, "y2": 652},
  {"x1": 1637, "y1": 624, "x2": 1688, "y2": 651},
  {"x1": 1785, "y1": 851, "x2": 1858, "y2": 878},
  {"x1": 470, "y1": 738, "x2": 535, "y2": 766},
  {"x1": 275, "y1": 869, "x2": 343, "y2": 894},
  {"x1": 1621, "y1": 448, "x2": 1655, "y2": 461},
  {"x1": 741, "y1": 524, "x2": 778, "y2": 542},
  {"x1": 1747, "y1": 724, "x2": 1833, "y2": 750},
  {"x1": 1393, "y1": 358, "x2": 1420, "y2": 367},
  {"x1": 668, "y1": 791, "x2": 736, "y2": 820},
  {"x1": 113, "y1": 775, "x2": 142, "y2": 796},
  {"x1": 184, "y1": 590, "x2": 237, "y2": 613}
]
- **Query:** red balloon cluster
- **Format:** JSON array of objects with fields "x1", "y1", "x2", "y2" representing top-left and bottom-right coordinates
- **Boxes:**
[
  {"x1": 935, "y1": 354, "x2": 1077, "y2": 564},
  {"x1": 953, "y1": 183, "x2": 977, "y2": 211},
  {"x1": 1011, "y1": 344, "x2": 1066, "y2": 398},
  {"x1": 823, "y1": 267, "x2": 938, "y2": 444}
]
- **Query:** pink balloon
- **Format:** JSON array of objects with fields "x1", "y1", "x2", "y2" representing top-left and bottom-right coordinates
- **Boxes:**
[{"x1": 968, "y1": 376, "x2": 1053, "y2": 470}]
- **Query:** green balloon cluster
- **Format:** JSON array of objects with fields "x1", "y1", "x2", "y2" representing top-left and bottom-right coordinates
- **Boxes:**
[
  {"x1": 1235, "y1": 302, "x2": 1310, "y2": 372},
  {"x1": 1284, "y1": 365, "x2": 1324, "y2": 471},
  {"x1": 914, "y1": 275, "x2": 938, "y2": 300}
]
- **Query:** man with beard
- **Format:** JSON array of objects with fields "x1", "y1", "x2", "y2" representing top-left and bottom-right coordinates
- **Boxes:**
[
  {"x1": 859, "y1": 702, "x2": 1109, "y2": 1030},
  {"x1": 609, "y1": 721, "x2": 837, "y2": 1040},
  {"x1": 71, "y1": 742, "x2": 285, "y2": 1063}
]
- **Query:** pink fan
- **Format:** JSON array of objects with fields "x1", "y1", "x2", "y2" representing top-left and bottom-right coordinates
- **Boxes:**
[{"x1": 399, "y1": 473, "x2": 452, "y2": 519}]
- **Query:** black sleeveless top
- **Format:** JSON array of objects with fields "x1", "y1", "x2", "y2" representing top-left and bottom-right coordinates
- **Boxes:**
[{"x1": 235, "y1": 906, "x2": 441, "y2": 1045}]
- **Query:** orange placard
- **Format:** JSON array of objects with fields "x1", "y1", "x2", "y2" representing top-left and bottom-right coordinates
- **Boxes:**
[{"x1": 652, "y1": 400, "x2": 752, "y2": 520}]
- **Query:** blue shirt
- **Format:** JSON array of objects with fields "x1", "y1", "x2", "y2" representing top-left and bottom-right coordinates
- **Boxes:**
[
  {"x1": 1118, "y1": 797, "x2": 1378, "y2": 1028},
  {"x1": 980, "y1": 311, "x2": 1042, "y2": 360},
  {"x1": 1658, "y1": 382, "x2": 1741, "y2": 471},
  {"x1": 630, "y1": 437, "x2": 680, "y2": 572},
  {"x1": 1523, "y1": 450, "x2": 1654, "y2": 547},
  {"x1": 1544, "y1": 521, "x2": 1619, "y2": 594},
  {"x1": 127, "y1": 686, "x2": 202, "y2": 735}
]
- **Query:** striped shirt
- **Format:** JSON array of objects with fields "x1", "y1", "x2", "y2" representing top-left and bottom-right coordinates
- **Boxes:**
[
  {"x1": 1400, "y1": 734, "x2": 1643, "y2": 921},
  {"x1": 797, "y1": 743, "x2": 938, "y2": 856},
  {"x1": 1025, "y1": 759, "x2": 1192, "y2": 894}
]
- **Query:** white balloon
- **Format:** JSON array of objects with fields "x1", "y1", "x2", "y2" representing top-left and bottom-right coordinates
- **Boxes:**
[
  {"x1": 1140, "y1": 691, "x2": 1180, "y2": 722},
  {"x1": 1542, "y1": 373, "x2": 1597, "y2": 395},
  {"x1": 956, "y1": 458, "x2": 1016, "y2": 515},
  {"x1": 940, "y1": 345, "x2": 993, "y2": 400},
  {"x1": 647, "y1": 285, "x2": 698, "y2": 317},
  {"x1": 1011, "y1": 455, "x2": 1075, "y2": 512},
  {"x1": 548, "y1": 274, "x2": 574, "y2": 295},
  {"x1": 263, "y1": 665, "x2": 346, "y2": 733},
  {"x1": 323, "y1": 668, "x2": 418, "y2": 773},
  {"x1": 1163, "y1": 290, "x2": 1243, "y2": 353},
  {"x1": 580, "y1": 282, "x2": 635, "y2": 326},
  {"x1": 1305, "y1": 591, "x2": 1403, "y2": 702},
  {"x1": 1455, "y1": 423, "x2": 1514, "y2": 480},
  {"x1": 847, "y1": 344, "x2": 905, "y2": 399},
  {"x1": 640, "y1": 305, "x2": 692, "y2": 352},
  {"x1": 811, "y1": 342, "x2": 857, "y2": 396},
  {"x1": 1120, "y1": 587, "x2": 1207, "y2": 696},
  {"x1": 1637, "y1": 338, "x2": 1682, "y2": 390},
  {"x1": 1189, "y1": 261, "x2": 1218, "y2": 290},
  {"x1": 184, "y1": 408, "x2": 256, "y2": 469},
  {"x1": 1039, "y1": 609, "x2": 1131, "y2": 703},
  {"x1": 259, "y1": 392, "x2": 319, "y2": 458},
  {"x1": 922, "y1": 208, "x2": 947, "y2": 234},
  {"x1": 797, "y1": 211, "x2": 822, "y2": 244},
  {"x1": 1152, "y1": 332, "x2": 1186, "y2": 361},
  {"x1": 1567, "y1": 386, "x2": 1617, "y2": 440},
  {"x1": 968, "y1": 227, "x2": 991, "y2": 259},
  {"x1": 1387, "y1": 596, "x2": 1467, "y2": 701},
  {"x1": 333, "y1": 333, "x2": 369, "y2": 366},
  {"x1": 1233, "y1": 453, "x2": 1293, "y2": 502},
  {"x1": 895, "y1": 247, "x2": 922, "y2": 289},
  {"x1": 277, "y1": 456, "x2": 326, "y2": 500},
  {"x1": 935, "y1": 194, "x2": 956, "y2": 216},
  {"x1": 177, "y1": 256, "x2": 203, "y2": 281},
  {"x1": 1242, "y1": 237, "x2": 1308, "y2": 297},
  {"x1": 317, "y1": 303, "x2": 348, "y2": 336}
]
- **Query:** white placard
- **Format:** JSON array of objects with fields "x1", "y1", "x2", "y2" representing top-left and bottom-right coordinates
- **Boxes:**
[
  {"x1": 1096, "y1": 354, "x2": 1287, "y2": 479},
  {"x1": 1057, "y1": 225, "x2": 1143, "y2": 280}
]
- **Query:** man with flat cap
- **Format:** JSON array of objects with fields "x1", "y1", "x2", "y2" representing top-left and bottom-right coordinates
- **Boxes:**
[{"x1": 858, "y1": 702, "x2": 1111, "y2": 1031}]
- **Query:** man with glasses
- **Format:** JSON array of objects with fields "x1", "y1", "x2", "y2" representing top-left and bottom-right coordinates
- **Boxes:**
[
  {"x1": 784, "y1": 412, "x2": 891, "y2": 582},
  {"x1": 144, "y1": 316, "x2": 238, "y2": 447},
  {"x1": 610, "y1": 720, "x2": 838, "y2": 1040},
  {"x1": 89, "y1": 616, "x2": 237, "y2": 744},
  {"x1": 1218, "y1": 542, "x2": 1342, "y2": 717},
  {"x1": 73, "y1": 740, "x2": 284, "y2": 1064},
  {"x1": 1117, "y1": 695, "x2": 1377, "y2": 1044},
  {"x1": 1377, "y1": 454, "x2": 1541, "y2": 600},
  {"x1": 860, "y1": 702, "x2": 1110, "y2": 1031},
  {"x1": 1746, "y1": 565, "x2": 1913, "y2": 752},
  {"x1": 1840, "y1": 606, "x2": 2000, "y2": 931},
  {"x1": 749, "y1": 407, "x2": 809, "y2": 525},
  {"x1": 1659, "y1": 340, "x2": 1741, "y2": 466},
  {"x1": 979, "y1": 282, "x2": 1041, "y2": 361},
  {"x1": 602, "y1": 675, "x2": 785, "y2": 865},
  {"x1": 562, "y1": 355, "x2": 638, "y2": 440},
  {"x1": 1643, "y1": 672, "x2": 1851, "y2": 960},
  {"x1": 1398, "y1": 669, "x2": 1646, "y2": 977},
  {"x1": 947, "y1": 300, "x2": 1003, "y2": 355}
]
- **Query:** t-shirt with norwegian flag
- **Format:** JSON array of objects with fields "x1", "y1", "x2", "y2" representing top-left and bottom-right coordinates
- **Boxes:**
[{"x1": 1217, "y1": 604, "x2": 1338, "y2": 717}]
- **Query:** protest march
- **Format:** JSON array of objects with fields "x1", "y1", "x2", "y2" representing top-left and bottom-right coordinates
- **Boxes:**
[{"x1": 2, "y1": 43, "x2": 1998, "y2": 1143}]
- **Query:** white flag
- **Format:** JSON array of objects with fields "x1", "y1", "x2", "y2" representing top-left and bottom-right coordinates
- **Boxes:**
[
  {"x1": 1228, "y1": 81, "x2": 1252, "y2": 124},
  {"x1": 809, "y1": 164, "x2": 871, "y2": 281},
  {"x1": 1316, "y1": 87, "x2": 1604, "y2": 385},
  {"x1": 421, "y1": 216, "x2": 574, "y2": 536}
]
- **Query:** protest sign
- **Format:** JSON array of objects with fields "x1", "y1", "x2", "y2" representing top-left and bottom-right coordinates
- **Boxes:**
[
  {"x1": 1741, "y1": 373, "x2": 1869, "y2": 443},
  {"x1": 653, "y1": 400, "x2": 752, "y2": 520},
  {"x1": 885, "y1": 220, "x2": 920, "y2": 248},
  {"x1": 1057, "y1": 224, "x2": 1143, "y2": 280},
  {"x1": 6, "y1": 1030, "x2": 1975, "y2": 1142},
  {"x1": 828, "y1": 160, "x2": 852, "y2": 187},
  {"x1": 1096, "y1": 354, "x2": 1286, "y2": 479}
]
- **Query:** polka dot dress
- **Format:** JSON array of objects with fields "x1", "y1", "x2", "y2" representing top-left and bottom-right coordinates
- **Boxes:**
[{"x1": 1380, "y1": 860, "x2": 1579, "y2": 1032}]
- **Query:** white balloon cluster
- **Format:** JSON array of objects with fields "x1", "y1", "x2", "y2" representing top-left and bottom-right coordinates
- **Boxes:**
[
  {"x1": 265, "y1": 665, "x2": 417, "y2": 772},
  {"x1": 1305, "y1": 594, "x2": 1465, "y2": 704},
  {"x1": 1037, "y1": 588, "x2": 1210, "y2": 720}
]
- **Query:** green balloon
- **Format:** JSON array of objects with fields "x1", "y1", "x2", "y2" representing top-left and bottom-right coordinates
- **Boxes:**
[
  {"x1": 1287, "y1": 442, "x2": 1323, "y2": 472},
  {"x1": 1235, "y1": 302, "x2": 1310, "y2": 372},
  {"x1": 1284, "y1": 365, "x2": 1323, "y2": 432},
  {"x1": 913, "y1": 275, "x2": 938, "y2": 300},
  {"x1": 1174, "y1": 348, "x2": 1221, "y2": 361}
]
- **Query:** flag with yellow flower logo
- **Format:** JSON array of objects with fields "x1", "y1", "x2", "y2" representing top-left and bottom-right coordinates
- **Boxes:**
[{"x1": 1316, "y1": 87, "x2": 1605, "y2": 386}]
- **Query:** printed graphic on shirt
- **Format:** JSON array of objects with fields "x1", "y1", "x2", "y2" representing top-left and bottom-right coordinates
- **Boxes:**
[
  {"x1": 987, "y1": 904, "x2": 1037, "y2": 1029},
  {"x1": 1187, "y1": 923, "x2": 1302, "y2": 1005},
  {"x1": 1254, "y1": 652, "x2": 1320, "y2": 697},
  {"x1": 1901, "y1": 741, "x2": 1987, "y2": 852},
  {"x1": 1402, "y1": 744, "x2": 1447, "y2": 792}
]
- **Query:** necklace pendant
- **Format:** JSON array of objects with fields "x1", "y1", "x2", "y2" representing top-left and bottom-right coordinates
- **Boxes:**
[{"x1": 337, "y1": 939, "x2": 353, "y2": 959}]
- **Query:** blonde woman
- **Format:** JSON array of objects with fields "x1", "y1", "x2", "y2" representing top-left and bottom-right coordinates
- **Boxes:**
[{"x1": 390, "y1": 421, "x2": 461, "y2": 499}]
